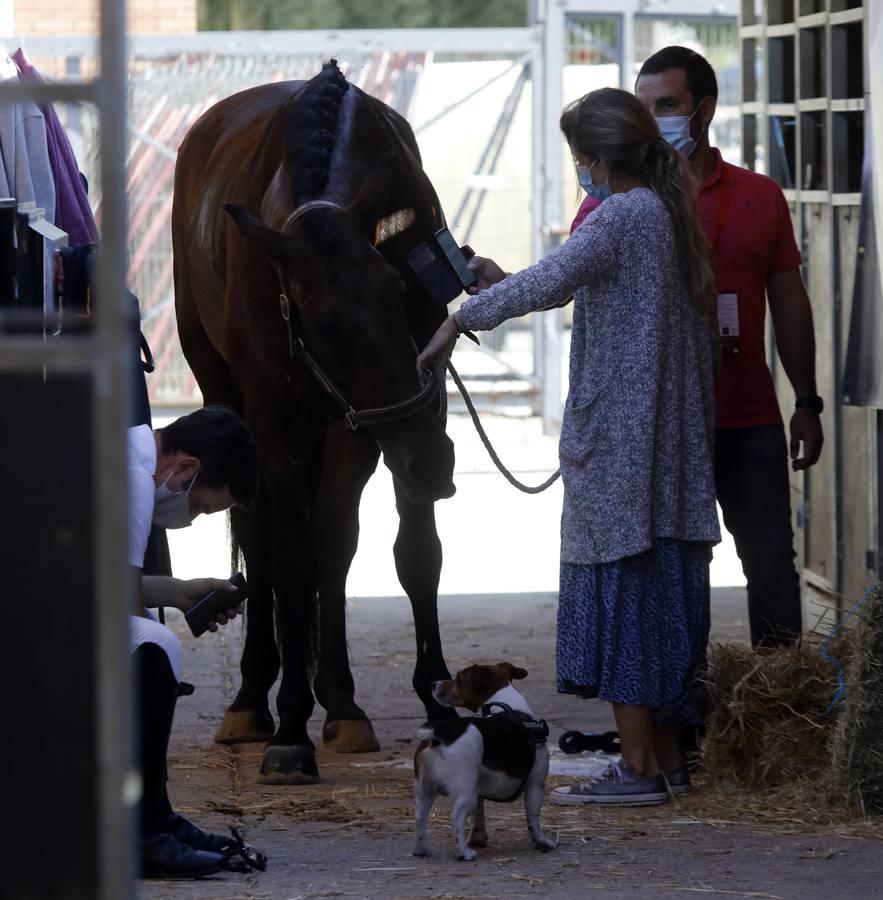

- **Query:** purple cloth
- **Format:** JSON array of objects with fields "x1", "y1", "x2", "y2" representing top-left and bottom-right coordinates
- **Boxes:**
[{"x1": 12, "y1": 48, "x2": 98, "y2": 245}]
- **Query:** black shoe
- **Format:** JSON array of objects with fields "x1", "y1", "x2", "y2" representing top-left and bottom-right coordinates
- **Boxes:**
[
  {"x1": 163, "y1": 813, "x2": 239, "y2": 856},
  {"x1": 141, "y1": 833, "x2": 229, "y2": 879}
]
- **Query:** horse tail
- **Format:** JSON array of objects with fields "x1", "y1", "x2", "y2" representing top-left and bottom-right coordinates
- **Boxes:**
[
  {"x1": 228, "y1": 509, "x2": 244, "y2": 576},
  {"x1": 227, "y1": 457, "x2": 259, "y2": 577}
]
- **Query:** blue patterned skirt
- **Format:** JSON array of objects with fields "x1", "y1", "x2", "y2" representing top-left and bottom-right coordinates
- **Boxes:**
[{"x1": 556, "y1": 539, "x2": 712, "y2": 726}]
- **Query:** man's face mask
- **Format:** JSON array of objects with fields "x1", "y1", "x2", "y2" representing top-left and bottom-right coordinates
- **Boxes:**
[
  {"x1": 656, "y1": 101, "x2": 708, "y2": 158},
  {"x1": 153, "y1": 471, "x2": 197, "y2": 529},
  {"x1": 576, "y1": 160, "x2": 612, "y2": 202}
]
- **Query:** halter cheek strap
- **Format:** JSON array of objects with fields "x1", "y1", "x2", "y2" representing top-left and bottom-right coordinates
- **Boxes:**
[{"x1": 276, "y1": 199, "x2": 442, "y2": 432}]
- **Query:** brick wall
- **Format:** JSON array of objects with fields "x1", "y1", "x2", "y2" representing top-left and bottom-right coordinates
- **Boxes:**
[{"x1": 14, "y1": 0, "x2": 197, "y2": 35}]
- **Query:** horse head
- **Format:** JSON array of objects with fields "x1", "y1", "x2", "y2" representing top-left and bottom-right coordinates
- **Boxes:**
[{"x1": 224, "y1": 151, "x2": 456, "y2": 504}]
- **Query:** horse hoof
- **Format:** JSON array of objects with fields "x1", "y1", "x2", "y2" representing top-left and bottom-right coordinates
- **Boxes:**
[
  {"x1": 257, "y1": 745, "x2": 320, "y2": 785},
  {"x1": 214, "y1": 709, "x2": 275, "y2": 745},
  {"x1": 322, "y1": 719, "x2": 381, "y2": 753}
]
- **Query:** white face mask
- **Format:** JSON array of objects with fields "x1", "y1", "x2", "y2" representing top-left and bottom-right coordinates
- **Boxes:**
[
  {"x1": 656, "y1": 103, "x2": 707, "y2": 158},
  {"x1": 153, "y1": 471, "x2": 197, "y2": 529}
]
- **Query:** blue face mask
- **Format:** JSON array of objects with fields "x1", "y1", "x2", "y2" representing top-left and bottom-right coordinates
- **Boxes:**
[
  {"x1": 576, "y1": 161, "x2": 612, "y2": 202},
  {"x1": 656, "y1": 103, "x2": 707, "y2": 158}
]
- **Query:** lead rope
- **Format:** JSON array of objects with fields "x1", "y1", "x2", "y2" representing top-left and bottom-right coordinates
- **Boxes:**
[{"x1": 446, "y1": 361, "x2": 561, "y2": 495}]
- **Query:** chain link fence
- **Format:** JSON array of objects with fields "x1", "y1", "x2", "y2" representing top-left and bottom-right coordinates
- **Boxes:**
[{"x1": 24, "y1": 17, "x2": 737, "y2": 408}]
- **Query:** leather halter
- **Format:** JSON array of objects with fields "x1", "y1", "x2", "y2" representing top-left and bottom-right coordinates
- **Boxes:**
[
  {"x1": 276, "y1": 199, "x2": 441, "y2": 432},
  {"x1": 282, "y1": 199, "x2": 343, "y2": 231}
]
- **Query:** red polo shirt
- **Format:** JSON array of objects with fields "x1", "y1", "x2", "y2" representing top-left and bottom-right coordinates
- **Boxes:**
[
  {"x1": 570, "y1": 194, "x2": 602, "y2": 233},
  {"x1": 568, "y1": 151, "x2": 801, "y2": 429},
  {"x1": 699, "y1": 149, "x2": 802, "y2": 428}
]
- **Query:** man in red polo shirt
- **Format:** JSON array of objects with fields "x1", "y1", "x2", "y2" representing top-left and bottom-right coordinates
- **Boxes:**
[{"x1": 623, "y1": 46, "x2": 822, "y2": 647}]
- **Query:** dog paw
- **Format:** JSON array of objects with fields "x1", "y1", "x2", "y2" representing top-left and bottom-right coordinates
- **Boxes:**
[
  {"x1": 412, "y1": 844, "x2": 432, "y2": 858},
  {"x1": 457, "y1": 849, "x2": 478, "y2": 862},
  {"x1": 467, "y1": 831, "x2": 488, "y2": 848},
  {"x1": 533, "y1": 835, "x2": 557, "y2": 852}
]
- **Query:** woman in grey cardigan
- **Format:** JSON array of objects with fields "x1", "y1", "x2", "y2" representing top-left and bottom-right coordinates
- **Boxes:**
[{"x1": 418, "y1": 88, "x2": 721, "y2": 806}]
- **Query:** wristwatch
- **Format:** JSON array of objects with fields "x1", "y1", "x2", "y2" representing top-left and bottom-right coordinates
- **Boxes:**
[{"x1": 795, "y1": 395, "x2": 824, "y2": 414}]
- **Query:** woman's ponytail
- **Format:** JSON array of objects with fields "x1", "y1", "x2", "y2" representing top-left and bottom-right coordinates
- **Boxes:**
[{"x1": 645, "y1": 139, "x2": 717, "y2": 319}]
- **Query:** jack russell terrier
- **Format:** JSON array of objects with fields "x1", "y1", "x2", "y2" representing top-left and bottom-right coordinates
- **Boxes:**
[{"x1": 412, "y1": 662, "x2": 557, "y2": 861}]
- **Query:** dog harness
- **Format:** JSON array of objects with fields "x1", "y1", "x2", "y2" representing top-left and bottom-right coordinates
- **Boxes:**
[{"x1": 477, "y1": 701, "x2": 550, "y2": 803}]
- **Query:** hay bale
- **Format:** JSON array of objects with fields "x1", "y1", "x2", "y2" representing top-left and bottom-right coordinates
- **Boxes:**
[
  {"x1": 833, "y1": 583, "x2": 883, "y2": 814},
  {"x1": 698, "y1": 583, "x2": 883, "y2": 824},
  {"x1": 701, "y1": 637, "x2": 849, "y2": 791}
]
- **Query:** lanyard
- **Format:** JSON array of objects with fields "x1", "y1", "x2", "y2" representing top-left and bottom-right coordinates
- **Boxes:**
[{"x1": 711, "y1": 173, "x2": 733, "y2": 251}]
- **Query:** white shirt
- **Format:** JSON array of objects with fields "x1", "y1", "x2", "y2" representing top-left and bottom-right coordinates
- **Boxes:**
[
  {"x1": 127, "y1": 424, "x2": 156, "y2": 568},
  {"x1": 127, "y1": 424, "x2": 182, "y2": 680}
]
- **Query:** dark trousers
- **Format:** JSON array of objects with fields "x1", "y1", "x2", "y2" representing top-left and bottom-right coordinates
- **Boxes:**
[
  {"x1": 134, "y1": 643, "x2": 176, "y2": 835},
  {"x1": 715, "y1": 424, "x2": 802, "y2": 647}
]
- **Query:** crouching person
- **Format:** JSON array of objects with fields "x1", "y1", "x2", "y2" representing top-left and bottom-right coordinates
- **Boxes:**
[{"x1": 128, "y1": 406, "x2": 259, "y2": 878}]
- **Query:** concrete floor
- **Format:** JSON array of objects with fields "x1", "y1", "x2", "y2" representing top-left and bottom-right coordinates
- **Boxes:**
[
  {"x1": 138, "y1": 412, "x2": 882, "y2": 898},
  {"x1": 138, "y1": 590, "x2": 883, "y2": 900}
]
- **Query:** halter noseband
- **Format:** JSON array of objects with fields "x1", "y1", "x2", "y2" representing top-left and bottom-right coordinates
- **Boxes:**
[{"x1": 276, "y1": 199, "x2": 443, "y2": 432}]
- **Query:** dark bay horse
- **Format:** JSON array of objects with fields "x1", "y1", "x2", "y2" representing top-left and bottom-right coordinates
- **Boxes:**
[{"x1": 172, "y1": 61, "x2": 458, "y2": 783}]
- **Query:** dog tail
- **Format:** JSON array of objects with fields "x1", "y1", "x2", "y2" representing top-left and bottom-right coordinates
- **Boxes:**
[{"x1": 416, "y1": 724, "x2": 435, "y2": 741}]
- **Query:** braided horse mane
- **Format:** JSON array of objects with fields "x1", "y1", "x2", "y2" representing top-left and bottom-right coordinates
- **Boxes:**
[{"x1": 283, "y1": 59, "x2": 350, "y2": 254}]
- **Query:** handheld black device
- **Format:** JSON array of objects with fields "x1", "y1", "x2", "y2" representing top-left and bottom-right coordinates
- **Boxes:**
[
  {"x1": 185, "y1": 572, "x2": 248, "y2": 638},
  {"x1": 434, "y1": 227, "x2": 477, "y2": 289},
  {"x1": 404, "y1": 228, "x2": 476, "y2": 306},
  {"x1": 404, "y1": 241, "x2": 461, "y2": 307}
]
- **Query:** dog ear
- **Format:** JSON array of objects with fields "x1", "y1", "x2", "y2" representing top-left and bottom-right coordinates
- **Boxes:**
[{"x1": 497, "y1": 662, "x2": 528, "y2": 680}]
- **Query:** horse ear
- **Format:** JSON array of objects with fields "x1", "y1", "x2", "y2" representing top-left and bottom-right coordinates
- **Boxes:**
[
  {"x1": 497, "y1": 662, "x2": 528, "y2": 681},
  {"x1": 224, "y1": 204, "x2": 290, "y2": 263},
  {"x1": 348, "y1": 151, "x2": 395, "y2": 230}
]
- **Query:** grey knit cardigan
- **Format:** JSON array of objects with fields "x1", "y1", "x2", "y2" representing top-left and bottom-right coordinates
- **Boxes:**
[{"x1": 456, "y1": 187, "x2": 721, "y2": 565}]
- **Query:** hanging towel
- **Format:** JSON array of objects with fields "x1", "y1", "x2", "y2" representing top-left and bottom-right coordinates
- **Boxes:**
[
  {"x1": 0, "y1": 77, "x2": 56, "y2": 225},
  {"x1": 12, "y1": 48, "x2": 97, "y2": 245}
]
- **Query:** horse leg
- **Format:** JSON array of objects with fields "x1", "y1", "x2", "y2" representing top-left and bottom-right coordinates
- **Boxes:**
[
  {"x1": 215, "y1": 484, "x2": 278, "y2": 744},
  {"x1": 258, "y1": 472, "x2": 322, "y2": 784},
  {"x1": 314, "y1": 429, "x2": 382, "y2": 753},
  {"x1": 393, "y1": 482, "x2": 456, "y2": 720},
  {"x1": 174, "y1": 293, "x2": 277, "y2": 743}
]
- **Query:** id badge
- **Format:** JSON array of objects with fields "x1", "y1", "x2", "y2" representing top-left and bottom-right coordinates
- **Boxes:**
[{"x1": 717, "y1": 292, "x2": 740, "y2": 353}]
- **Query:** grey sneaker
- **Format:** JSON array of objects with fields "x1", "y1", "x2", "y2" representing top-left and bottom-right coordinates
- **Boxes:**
[
  {"x1": 550, "y1": 760, "x2": 668, "y2": 806},
  {"x1": 663, "y1": 764, "x2": 691, "y2": 796}
]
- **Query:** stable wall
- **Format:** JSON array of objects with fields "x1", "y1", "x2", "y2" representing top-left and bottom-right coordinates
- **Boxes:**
[
  {"x1": 11, "y1": 0, "x2": 197, "y2": 35},
  {"x1": 742, "y1": 0, "x2": 878, "y2": 624}
]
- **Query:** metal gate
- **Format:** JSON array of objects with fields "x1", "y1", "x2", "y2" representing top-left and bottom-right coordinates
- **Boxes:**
[{"x1": 22, "y1": 31, "x2": 546, "y2": 412}]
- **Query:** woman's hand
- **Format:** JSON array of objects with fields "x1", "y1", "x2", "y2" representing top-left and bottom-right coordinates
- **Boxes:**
[
  {"x1": 416, "y1": 315, "x2": 459, "y2": 383},
  {"x1": 466, "y1": 255, "x2": 508, "y2": 294}
]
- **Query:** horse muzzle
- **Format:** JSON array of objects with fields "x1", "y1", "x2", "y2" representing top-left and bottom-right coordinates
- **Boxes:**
[{"x1": 375, "y1": 414, "x2": 456, "y2": 504}]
